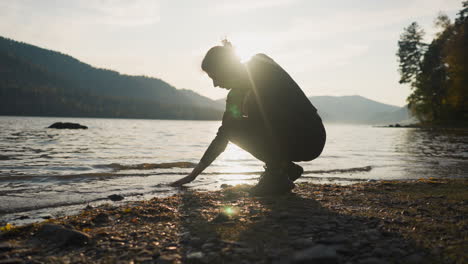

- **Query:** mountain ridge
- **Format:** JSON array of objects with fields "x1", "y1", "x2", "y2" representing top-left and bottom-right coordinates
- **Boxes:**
[
  {"x1": 0, "y1": 35, "x2": 223, "y2": 120},
  {"x1": 309, "y1": 95, "x2": 410, "y2": 124}
]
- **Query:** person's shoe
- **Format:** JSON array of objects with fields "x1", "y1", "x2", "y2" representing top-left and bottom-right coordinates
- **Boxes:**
[
  {"x1": 249, "y1": 165, "x2": 295, "y2": 196},
  {"x1": 288, "y1": 162, "x2": 304, "y2": 182}
]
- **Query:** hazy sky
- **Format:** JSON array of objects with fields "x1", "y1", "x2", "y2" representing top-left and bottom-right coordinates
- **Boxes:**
[{"x1": 0, "y1": 0, "x2": 463, "y2": 106}]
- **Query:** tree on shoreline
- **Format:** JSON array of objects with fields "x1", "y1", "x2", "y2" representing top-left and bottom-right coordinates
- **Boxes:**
[{"x1": 397, "y1": 1, "x2": 467, "y2": 124}]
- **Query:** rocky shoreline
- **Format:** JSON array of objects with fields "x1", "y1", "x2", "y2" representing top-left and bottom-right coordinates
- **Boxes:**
[{"x1": 0, "y1": 178, "x2": 466, "y2": 263}]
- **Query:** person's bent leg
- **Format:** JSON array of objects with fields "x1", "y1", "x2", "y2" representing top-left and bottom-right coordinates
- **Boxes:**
[
  {"x1": 280, "y1": 115, "x2": 326, "y2": 182},
  {"x1": 225, "y1": 121, "x2": 294, "y2": 195}
]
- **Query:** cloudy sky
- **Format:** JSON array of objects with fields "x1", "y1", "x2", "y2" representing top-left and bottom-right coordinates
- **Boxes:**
[{"x1": 0, "y1": 0, "x2": 463, "y2": 106}]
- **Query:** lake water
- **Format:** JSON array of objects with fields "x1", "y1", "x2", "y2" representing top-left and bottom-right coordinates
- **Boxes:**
[{"x1": 1, "y1": 116, "x2": 467, "y2": 224}]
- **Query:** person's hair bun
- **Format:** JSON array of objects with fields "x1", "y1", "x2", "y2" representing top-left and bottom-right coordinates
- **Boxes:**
[{"x1": 221, "y1": 38, "x2": 233, "y2": 48}]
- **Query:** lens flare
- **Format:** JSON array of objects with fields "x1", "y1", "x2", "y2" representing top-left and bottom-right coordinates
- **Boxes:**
[{"x1": 223, "y1": 206, "x2": 236, "y2": 216}]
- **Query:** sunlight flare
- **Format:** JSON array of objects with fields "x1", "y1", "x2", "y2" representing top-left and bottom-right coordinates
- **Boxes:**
[{"x1": 229, "y1": 35, "x2": 262, "y2": 63}]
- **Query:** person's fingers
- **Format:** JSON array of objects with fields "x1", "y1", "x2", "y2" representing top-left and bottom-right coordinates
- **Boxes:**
[
  {"x1": 169, "y1": 181, "x2": 180, "y2": 187},
  {"x1": 170, "y1": 179, "x2": 185, "y2": 186},
  {"x1": 170, "y1": 176, "x2": 194, "y2": 186}
]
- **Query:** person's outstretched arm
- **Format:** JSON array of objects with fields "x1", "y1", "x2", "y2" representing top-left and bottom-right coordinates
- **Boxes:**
[{"x1": 170, "y1": 131, "x2": 228, "y2": 186}]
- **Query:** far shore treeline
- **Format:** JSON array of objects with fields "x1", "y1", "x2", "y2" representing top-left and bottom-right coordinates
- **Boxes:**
[
  {"x1": 397, "y1": 1, "x2": 467, "y2": 125},
  {"x1": 0, "y1": 36, "x2": 224, "y2": 120}
]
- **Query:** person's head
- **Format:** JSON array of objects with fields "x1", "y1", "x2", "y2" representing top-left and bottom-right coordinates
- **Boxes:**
[{"x1": 201, "y1": 40, "x2": 247, "y2": 90}]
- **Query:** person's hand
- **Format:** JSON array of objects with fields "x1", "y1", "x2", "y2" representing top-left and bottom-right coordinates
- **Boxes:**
[{"x1": 170, "y1": 174, "x2": 196, "y2": 187}]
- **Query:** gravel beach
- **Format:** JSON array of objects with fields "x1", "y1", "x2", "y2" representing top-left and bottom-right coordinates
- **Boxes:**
[{"x1": 0, "y1": 178, "x2": 466, "y2": 264}]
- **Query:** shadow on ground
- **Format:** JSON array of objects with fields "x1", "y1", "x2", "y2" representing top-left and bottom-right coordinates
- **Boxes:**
[{"x1": 177, "y1": 185, "x2": 432, "y2": 264}]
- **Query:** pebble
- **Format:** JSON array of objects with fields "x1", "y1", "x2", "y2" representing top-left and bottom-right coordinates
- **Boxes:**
[
  {"x1": 221, "y1": 240, "x2": 247, "y2": 247},
  {"x1": 293, "y1": 244, "x2": 339, "y2": 264},
  {"x1": 187, "y1": 251, "x2": 204, "y2": 259},
  {"x1": 319, "y1": 234, "x2": 349, "y2": 244},
  {"x1": 371, "y1": 247, "x2": 388, "y2": 257},
  {"x1": 135, "y1": 257, "x2": 153, "y2": 263},
  {"x1": 291, "y1": 238, "x2": 315, "y2": 248},
  {"x1": 404, "y1": 253, "x2": 424, "y2": 264},
  {"x1": 0, "y1": 258, "x2": 24, "y2": 264},
  {"x1": 156, "y1": 254, "x2": 180, "y2": 264},
  {"x1": 0, "y1": 242, "x2": 16, "y2": 252},
  {"x1": 211, "y1": 212, "x2": 230, "y2": 223},
  {"x1": 232, "y1": 248, "x2": 254, "y2": 254},
  {"x1": 93, "y1": 212, "x2": 110, "y2": 224},
  {"x1": 358, "y1": 257, "x2": 388, "y2": 264},
  {"x1": 201, "y1": 243, "x2": 215, "y2": 250},
  {"x1": 35, "y1": 224, "x2": 91, "y2": 246}
]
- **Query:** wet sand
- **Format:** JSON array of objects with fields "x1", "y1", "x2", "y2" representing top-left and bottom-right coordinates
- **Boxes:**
[{"x1": 0, "y1": 178, "x2": 466, "y2": 263}]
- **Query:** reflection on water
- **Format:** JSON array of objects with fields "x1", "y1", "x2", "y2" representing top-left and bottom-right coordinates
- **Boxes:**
[
  {"x1": 0, "y1": 116, "x2": 467, "y2": 224},
  {"x1": 398, "y1": 128, "x2": 468, "y2": 178}
]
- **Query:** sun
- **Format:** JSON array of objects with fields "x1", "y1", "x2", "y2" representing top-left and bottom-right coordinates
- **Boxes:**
[
  {"x1": 229, "y1": 36, "x2": 259, "y2": 63},
  {"x1": 235, "y1": 45, "x2": 256, "y2": 63}
]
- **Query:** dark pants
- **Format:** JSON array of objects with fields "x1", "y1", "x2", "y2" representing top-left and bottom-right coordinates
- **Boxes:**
[{"x1": 225, "y1": 114, "x2": 326, "y2": 165}]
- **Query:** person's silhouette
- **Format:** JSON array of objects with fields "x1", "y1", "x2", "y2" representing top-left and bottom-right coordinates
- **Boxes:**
[{"x1": 171, "y1": 40, "x2": 326, "y2": 195}]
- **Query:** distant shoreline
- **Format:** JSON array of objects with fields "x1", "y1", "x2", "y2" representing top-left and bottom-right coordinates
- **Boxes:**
[
  {"x1": 0, "y1": 115, "x2": 222, "y2": 122},
  {"x1": 378, "y1": 122, "x2": 468, "y2": 129}
]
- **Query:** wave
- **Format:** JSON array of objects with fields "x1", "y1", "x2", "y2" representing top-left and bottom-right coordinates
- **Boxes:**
[
  {"x1": 0, "y1": 155, "x2": 15, "y2": 160},
  {"x1": 0, "y1": 165, "x2": 372, "y2": 182},
  {"x1": 304, "y1": 166, "x2": 372, "y2": 174},
  {"x1": 95, "y1": 161, "x2": 197, "y2": 171}
]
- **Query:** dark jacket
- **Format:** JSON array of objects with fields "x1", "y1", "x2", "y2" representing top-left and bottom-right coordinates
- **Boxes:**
[{"x1": 200, "y1": 54, "x2": 324, "y2": 164}]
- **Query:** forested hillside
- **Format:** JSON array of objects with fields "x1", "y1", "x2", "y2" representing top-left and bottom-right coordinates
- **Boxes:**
[
  {"x1": 0, "y1": 36, "x2": 222, "y2": 119},
  {"x1": 397, "y1": 1, "x2": 467, "y2": 125}
]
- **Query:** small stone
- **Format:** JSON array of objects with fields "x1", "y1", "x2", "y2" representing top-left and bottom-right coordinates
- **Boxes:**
[
  {"x1": 221, "y1": 240, "x2": 247, "y2": 247},
  {"x1": 0, "y1": 258, "x2": 23, "y2": 264},
  {"x1": 188, "y1": 237, "x2": 202, "y2": 247},
  {"x1": 232, "y1": 248, "x2": 253, "y2": 254},
  {"x1": 292, "y1": 238, "x2": 314, "y2": 248},
  {"x1": 293, "y1": 244, "x2": 339, "y2": 264},
  {"x1": 35, "y1": 224, "x2": 91, "y2": 246},
  {"x1": 108, "y1": 194, "x2": 124, "y2": 201},
  {"x1": 187, "y1": 251, "x2": 204, "y2": 259},
  {"x1": 110, "y1": 236, "x2": 126, "y2": 242},
  {"x1": 156, "y1": 254, "x2": 180, "y2": 264},
  {"x1": 334, "y1": 245, "x2": 352, "y2": 255},
  {"x1": 137, "y1": 250, "x2": 153, "y2": 257},
  {"x1": 358, "y1": 257, "x2": 388, "y2": 264},
  {"x1": 279, "y1": 212, "x2": 290, "y2": 219},
  {"x1": 211, "y1": 213, "x2": 229, "y2": 223},
  {"x1": 0, "y1": 242, "x2": 16, "y2": 252},
  {"x1": 389, "y1": 248, "x2": 407, "y2": 257},
  {"x1": 220, "y1": 184, "x2": 232, "y2": 189},
  {"x1": 201, "y1": 243, "x2": 215, "y2": 250},
  {"x1": 404, "y1": 253, "x2": 424, "y2": 264},
  {"x1": 319, "y1": 234, "x2": 349, "y2": 244},
  {"x1": 371, "y1": 247, "x2": 388, "y2": 257},
  {"x1": 93, "y1": 213, "x2": 110, "y2": 224},
  {"x1": 135, "y1": 257, "x2": 153, "y2": 263}
]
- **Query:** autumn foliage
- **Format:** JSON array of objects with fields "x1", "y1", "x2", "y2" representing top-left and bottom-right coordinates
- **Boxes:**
[{"x1": 397, "y1": 1, "x2": 468, "y2": 124}]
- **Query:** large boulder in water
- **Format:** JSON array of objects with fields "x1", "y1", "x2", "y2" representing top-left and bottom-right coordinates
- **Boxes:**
[{"x1": 48, "y1": 122, "x2": 87, "y2": 129}]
